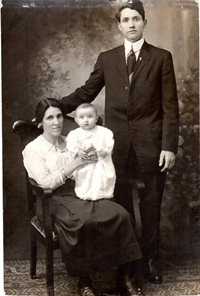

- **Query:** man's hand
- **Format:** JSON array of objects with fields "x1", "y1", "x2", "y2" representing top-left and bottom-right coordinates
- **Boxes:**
[{"x1": 159, "y1": 150, "x2": 175, "y2": 172}]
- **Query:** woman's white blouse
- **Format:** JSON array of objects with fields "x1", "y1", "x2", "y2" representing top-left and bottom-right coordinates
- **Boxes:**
[{"x1": 22, "y1": 135, "x2": 71, "y2": 190}]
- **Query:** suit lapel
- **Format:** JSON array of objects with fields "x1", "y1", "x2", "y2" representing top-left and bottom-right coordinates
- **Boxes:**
[
  {"x1": 114, "y1": 45, "x2": 129, "y2": 84},
  {"x1": 113, "y1": 42, "x2": 151, "y2": 85},
  {"x1": 131, "y1": 41, "x2": 151, "y2": 85}
]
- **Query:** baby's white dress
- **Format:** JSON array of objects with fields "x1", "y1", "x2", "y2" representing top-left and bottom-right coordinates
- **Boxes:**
[{"x1": 67, "y1": 125, "x2": 116, "y2": 200}]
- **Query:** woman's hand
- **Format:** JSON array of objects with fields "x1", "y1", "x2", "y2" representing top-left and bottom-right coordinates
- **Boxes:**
[
  {"x1": 78, "y1": 148, "x2": 88, "y2": 160},
  {"x1": 72, "y1": 155, "x2": 98, "y2": 171},
  {"x1": 63, "y1": 149, "x2": 98, "y2": 177},
  {"x1": 85, "y1": 147, "x2": 98, "y2": 161},
  {"x1": 78, "y1": 147, "x2": 98, "y2": 160}
]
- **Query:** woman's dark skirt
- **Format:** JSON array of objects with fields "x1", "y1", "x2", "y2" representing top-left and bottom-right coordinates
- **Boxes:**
[{"x1": 49, "y1": 180, "x2": 142, "y2": 277}]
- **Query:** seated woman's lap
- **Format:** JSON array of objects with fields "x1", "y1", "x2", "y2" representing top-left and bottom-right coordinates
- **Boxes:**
[
  {"x1": 49, "y1": 194, "x2": 134, "y2": 228},
  {"x1": 44, "y1": 194, "x2": 142, "y2": 276}
]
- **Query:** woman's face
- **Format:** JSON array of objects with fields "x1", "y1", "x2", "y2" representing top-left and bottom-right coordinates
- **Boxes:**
[{"x1": 42, "y1": 106, "x2": 64, "y2": 138}]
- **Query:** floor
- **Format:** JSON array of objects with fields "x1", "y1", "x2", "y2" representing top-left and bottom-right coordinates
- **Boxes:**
[
  {"x1": 3, "y1": 215, "x2": 200, "y2": 296},
  {"x1": 4, "y1": 255, "x2": 200, "y2": 296}
]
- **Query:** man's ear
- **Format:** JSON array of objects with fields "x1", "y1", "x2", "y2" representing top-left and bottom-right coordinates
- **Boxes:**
[
  {"x1": 117, "y1": 21, "x2": 122, "y2": 33},
  {"x1": 143, "y1": 19, "x2": 147, "y2": 29}
]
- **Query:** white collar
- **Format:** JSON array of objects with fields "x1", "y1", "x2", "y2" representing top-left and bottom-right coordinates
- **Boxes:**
[{"x1": 124, "y1": 37, "x2": 144, "y2": 56}]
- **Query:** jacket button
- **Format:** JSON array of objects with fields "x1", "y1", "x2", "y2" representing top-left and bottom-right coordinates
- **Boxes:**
[
  {"x1": 125, "y1": 86, "x2": 128, "y2": 90},
  {"x1": 125, "y1": 104, "x2": 127, "y2": 108}
]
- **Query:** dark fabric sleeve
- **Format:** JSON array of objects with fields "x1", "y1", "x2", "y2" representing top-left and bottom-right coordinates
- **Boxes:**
[
  {"x1": 161, "y1": 50, "x2": 179, "y2": 153},
  {"x1": 60, "y1": 53, "x2": 105, "y2": 114}
]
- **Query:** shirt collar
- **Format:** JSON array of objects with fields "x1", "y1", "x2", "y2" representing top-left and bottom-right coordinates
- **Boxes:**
[{"x1": 124, "y1": 37, "x2": 144, "y2": 56}]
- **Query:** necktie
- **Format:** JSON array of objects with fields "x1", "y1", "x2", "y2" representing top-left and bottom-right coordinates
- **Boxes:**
[{"x1": 127, "y1": 47, "x2": 136, "y2": 83}]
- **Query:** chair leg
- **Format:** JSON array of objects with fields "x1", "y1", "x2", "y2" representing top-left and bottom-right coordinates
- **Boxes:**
[
  {"x1": 30, "y1": 231, "x2": 37, "y2": 279},
  {"x1": 132, "y1": 186, "x2": 142, "y2": 239},
  {"x1": 46, "y1": 247, "x2": 54, "y2": 296},
  {"x1": 47, "y1": 286, "x2": 55, "y2": 296}
]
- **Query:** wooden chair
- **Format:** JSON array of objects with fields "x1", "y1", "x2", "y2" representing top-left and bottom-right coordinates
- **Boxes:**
[{"x1": 12, "y1": 115, "x2": 144, "y2": 296}]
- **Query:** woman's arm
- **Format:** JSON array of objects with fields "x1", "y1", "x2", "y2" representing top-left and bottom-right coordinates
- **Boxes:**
[
  {"x1": 23, "y1": 150, "x2": 96, "y2": 190},
  {"x1": 62, "y1": 156, "x2": 94, "y2": 177}
]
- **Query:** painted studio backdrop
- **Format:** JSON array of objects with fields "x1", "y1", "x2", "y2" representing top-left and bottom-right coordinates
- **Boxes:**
[{"x1": 2, "y1": 0, "x2": 199, "y2": 256}]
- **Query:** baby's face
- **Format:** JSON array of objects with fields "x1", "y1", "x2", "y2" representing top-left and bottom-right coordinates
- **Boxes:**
[{"x1": 75, "y1": 107, "x2": 98, "y2": 130}]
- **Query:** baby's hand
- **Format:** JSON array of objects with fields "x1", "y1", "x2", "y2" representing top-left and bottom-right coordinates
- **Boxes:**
[
  {"x1": 86, "y1": 147, "x2": 98, "y2": 161},
  {"x1": 99, "y1": 151, "x2": 107, "y2": 158}
]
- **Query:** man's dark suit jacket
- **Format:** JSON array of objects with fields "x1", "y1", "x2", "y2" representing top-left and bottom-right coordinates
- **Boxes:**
[{"x1": 60, "y1": 41, "x2": 179, "y2": 174}]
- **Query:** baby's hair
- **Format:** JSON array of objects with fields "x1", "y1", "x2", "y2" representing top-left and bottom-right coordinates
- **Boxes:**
[{"x1": 76, "y1": 103, "x2": 98, "y2": 115}]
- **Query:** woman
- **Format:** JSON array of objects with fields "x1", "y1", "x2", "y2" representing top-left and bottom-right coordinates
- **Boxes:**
[{"x1": 22, "y1": 98, "x2": 144, "y2": 296}]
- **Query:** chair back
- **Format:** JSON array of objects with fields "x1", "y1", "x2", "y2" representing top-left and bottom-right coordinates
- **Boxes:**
[{"x1": 12, "y1": 115, "x2": 78, "y2": 147}]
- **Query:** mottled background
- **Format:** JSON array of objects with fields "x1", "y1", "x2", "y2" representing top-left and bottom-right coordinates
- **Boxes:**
[{"x1": 2, "y1": 0, "x2": 199, "y2": 257}]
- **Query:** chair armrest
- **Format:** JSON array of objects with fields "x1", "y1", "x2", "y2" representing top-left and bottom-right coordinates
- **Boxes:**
[
  {"x1": 117, "y1": 177, "x2": 145, "y2": 239},
  {"x1": 117, "y1": 177, "x2": 145, "y2": 189},
  {"x1": 131, "y1": 180, "x2": 144, "y2": 239},
  {"x1": 29, "y1": 178, "x2": 54, "y2": 241},
  {"x1": 131, "y1": 178, "x2": 145, "y2": 190}
]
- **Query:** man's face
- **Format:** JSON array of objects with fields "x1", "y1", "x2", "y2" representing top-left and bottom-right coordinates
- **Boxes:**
[{"x1": 118, "y1": 8, "x2": 147, "y2": 43}]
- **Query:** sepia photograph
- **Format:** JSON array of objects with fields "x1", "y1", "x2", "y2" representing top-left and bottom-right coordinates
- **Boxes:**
[{"x1": 2, "y1": 0, "x2": 199, "y2": 295}]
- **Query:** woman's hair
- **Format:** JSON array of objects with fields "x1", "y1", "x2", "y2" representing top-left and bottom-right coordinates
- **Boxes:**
[
  {"x1": 35, "y1": 98, "x2": 65, "y2": 124},
  {"x1": 115, "y1": 0, "x2": 145, "y2": 22}
]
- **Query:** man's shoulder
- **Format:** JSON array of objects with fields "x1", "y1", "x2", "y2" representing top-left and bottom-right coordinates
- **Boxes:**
[
  {"x1": 99, "y1": 45, "x2": 123, "y2": 56},
  {"x1": 145, "y1": 41, "x2": 172, "y2": 55}
]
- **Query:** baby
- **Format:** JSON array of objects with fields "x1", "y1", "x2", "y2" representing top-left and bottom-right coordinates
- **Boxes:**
[{"x1": 66, "y1": 103, "x2": 116, "y2": 200}]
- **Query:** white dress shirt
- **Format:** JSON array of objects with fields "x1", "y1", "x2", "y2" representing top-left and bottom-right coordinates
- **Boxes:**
[
  {"x1": 124, "y1": 37, "x2": 144, "y2": 63},
  {"x1": 22, "y1": 135, "x2": 69, "y2": 190}
]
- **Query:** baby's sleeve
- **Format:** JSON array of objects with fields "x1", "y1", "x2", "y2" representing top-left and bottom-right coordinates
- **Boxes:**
[{"x1": 98, "y1": 128, "x2": 114, "y2": 155}]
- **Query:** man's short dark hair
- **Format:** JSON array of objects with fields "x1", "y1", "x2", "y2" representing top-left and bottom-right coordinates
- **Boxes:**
[{"x1": 116, "y1": 0, "x2": 145, "y2": 22}]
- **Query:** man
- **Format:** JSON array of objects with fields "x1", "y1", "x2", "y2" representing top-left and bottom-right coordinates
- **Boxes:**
[{"x1": 60, "y1": 0, "x2": 179, "y2": 294}]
